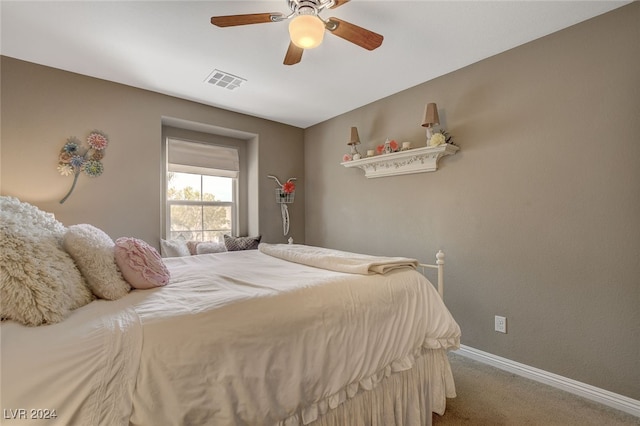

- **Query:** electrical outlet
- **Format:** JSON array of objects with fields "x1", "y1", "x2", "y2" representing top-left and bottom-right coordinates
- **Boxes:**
[{"x1": 495, "y1": 315, "x2": 507, "y2": 333}]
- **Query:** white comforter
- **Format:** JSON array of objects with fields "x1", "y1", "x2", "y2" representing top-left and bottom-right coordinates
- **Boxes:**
[
  {"x1": 1, "y1": 297, "x2": 143, "y2": 425},
  {"x1": 1, "y1": 246, "x2": 460, "y2": 426}
]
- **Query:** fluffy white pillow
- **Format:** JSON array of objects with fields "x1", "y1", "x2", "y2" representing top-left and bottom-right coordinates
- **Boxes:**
[
  {"x1": 160, "y1": 239, "x2": 190, "y2": 257},
  {"x1": 0, "y1": 196, "x2": 94, "y2": 326},
  {"x1": 114, "y1": 237, "x2": 170, "y2": 289},
  {"x1": 0, "y1": 196, "x2": 65, "y2": 237},
  {"x1": 64, "y1": 224, "x2": 131, "y2": 300}
]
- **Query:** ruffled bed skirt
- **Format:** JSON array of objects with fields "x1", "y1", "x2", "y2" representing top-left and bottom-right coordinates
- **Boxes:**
[{"x1": 282, "y1": 349, "x2": 455, "y2": 426}]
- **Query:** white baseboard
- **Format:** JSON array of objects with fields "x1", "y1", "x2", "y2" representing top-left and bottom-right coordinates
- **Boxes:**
[{"x1": 455, "y1": 344, "x2": 640, "y2": 418}]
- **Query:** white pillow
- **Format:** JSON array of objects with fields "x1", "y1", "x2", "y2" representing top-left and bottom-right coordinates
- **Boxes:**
[
  {"x1": 160, "y1": 239, "x2": 190, "y2": 257},
  {"x1": 196, "y1": 241, "x2": 227, "y2": 255},
  {"x1": 0, "y1": 196, "x2": 94, "y2": 326},
  {"x1": 64, "y1": 224, "x2": 131, "y2": 300}
]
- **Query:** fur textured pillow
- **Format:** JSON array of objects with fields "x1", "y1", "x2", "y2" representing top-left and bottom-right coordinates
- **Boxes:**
[
  {"x1": 0, "y1": 196, "x2": 66, "y2": 239},
  {"x1": 64, "y1": 224, "x2": 131, "y2": 300},
  {"x1": 224, "y1": 235, "x2": 261, "y2": 251},
  {"x1": 114, "y1": 237, "x2": 170, "y2": 289},
  {"x1": 0, "y1": 196, "x2": 94, "y2": 326}
]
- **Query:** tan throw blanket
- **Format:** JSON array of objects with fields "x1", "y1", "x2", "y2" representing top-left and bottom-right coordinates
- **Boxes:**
[{"x1": 258, "y1": 243, "x2": 418, "y2": 275}]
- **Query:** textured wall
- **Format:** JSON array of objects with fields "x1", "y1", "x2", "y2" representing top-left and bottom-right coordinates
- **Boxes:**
[
  {"x1": 304, "y1": 4, "x2": 640, "y2": 399},
  {"x1": 0, "y1": 57, "x2": 305, "y2": 246}
]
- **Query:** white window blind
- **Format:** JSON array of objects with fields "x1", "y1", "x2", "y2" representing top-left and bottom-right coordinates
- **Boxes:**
[{"x1": 168, "y1": 138, "x2": 239, "y2": 178}]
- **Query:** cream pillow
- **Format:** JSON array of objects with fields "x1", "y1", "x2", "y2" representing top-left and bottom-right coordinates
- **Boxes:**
[
  {"x1": 64, "y1": 224, "x2": 131, "y2": 300},
  {"x1": 0, "y1": 196, "x2": 94, "y2": 326}
]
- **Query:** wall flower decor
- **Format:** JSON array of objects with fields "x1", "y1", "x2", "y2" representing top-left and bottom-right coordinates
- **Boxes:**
[
  {"x1": 57, "y1": 130, "x2": 109, "y2": 204},
  {"x1": 267, "y1": 175, "x2": 297, "y2": 236},
  {"x1": 281, "y1": 180, "x2": 296, "y2": 198}
]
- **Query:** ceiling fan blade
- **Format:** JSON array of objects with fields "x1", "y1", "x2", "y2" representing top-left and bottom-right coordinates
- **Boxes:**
[
  {"x1": 326, "y1": 17, "x2": 383, "y2": 50},
  {"x1": 330, "y1": 0, "x2": 350, "y2": 9},
  {"x1": 284, "y1": 42, "x2": 304, "y2": 65},
  {"x1": 211, "y1": 13, "x2": 282, "y2": 27}
]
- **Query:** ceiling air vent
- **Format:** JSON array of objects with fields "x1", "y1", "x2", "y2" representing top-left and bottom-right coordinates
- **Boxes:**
[{"x1": 205, "y1": 69, "x2": 246, "y2": 90}]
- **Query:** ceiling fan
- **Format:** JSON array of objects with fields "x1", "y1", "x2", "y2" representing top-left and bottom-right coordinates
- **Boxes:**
[{"x1": 211, "y1": 0, "x2": 383, "y2": 65}]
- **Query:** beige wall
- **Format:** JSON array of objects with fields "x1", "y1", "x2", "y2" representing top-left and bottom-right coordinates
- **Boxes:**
[
  {"x1": 305, "y1": 4, "x2": 640, "y2": 399},
  {"x1": 0, "y1": 57, "x2": 305, "y2": 246}
]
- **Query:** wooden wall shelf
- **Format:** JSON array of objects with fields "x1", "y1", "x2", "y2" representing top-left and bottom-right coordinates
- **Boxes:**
[{"x1": 341, "y1": 144, "x2": 459, "y2": 178}]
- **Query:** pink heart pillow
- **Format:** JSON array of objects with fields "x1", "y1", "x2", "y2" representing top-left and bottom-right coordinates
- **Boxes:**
[{"x1": 114, "y1": 237, "x2": 170, "y2": 289}]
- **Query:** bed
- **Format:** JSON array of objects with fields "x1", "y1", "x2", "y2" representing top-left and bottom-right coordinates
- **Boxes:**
[{"x1": 0, "y1": 200, "x2": 460, "y2": 426}]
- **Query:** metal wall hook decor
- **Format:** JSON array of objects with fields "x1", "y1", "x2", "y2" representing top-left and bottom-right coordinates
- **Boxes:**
[{"x1": 268, "y1": 175, "x2": 297, "y2": 236}]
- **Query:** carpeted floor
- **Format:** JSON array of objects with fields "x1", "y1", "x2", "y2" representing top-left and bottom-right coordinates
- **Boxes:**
[{"x1": 432, "y1": 352, "x2": 640, "y2": 425}]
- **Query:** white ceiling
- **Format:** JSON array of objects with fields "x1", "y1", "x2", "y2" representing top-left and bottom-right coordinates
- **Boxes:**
[{"x1": 0, "y1": 1, "x2": 629, "y2": 129}]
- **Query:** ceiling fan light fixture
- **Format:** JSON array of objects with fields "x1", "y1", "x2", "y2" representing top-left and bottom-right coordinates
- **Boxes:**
[{"x1": 289, "y1": 14, "x2": 325, "y2": 49}]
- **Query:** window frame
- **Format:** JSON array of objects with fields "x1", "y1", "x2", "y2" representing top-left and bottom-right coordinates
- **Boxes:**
[{"x1": 164, "y1": 138, "x2": 239, "y2": 242}]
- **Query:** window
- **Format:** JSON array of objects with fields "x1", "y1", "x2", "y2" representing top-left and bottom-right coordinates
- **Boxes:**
[{"x1": 166, "y1": 138, "x2": 239, "y2": 242}]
